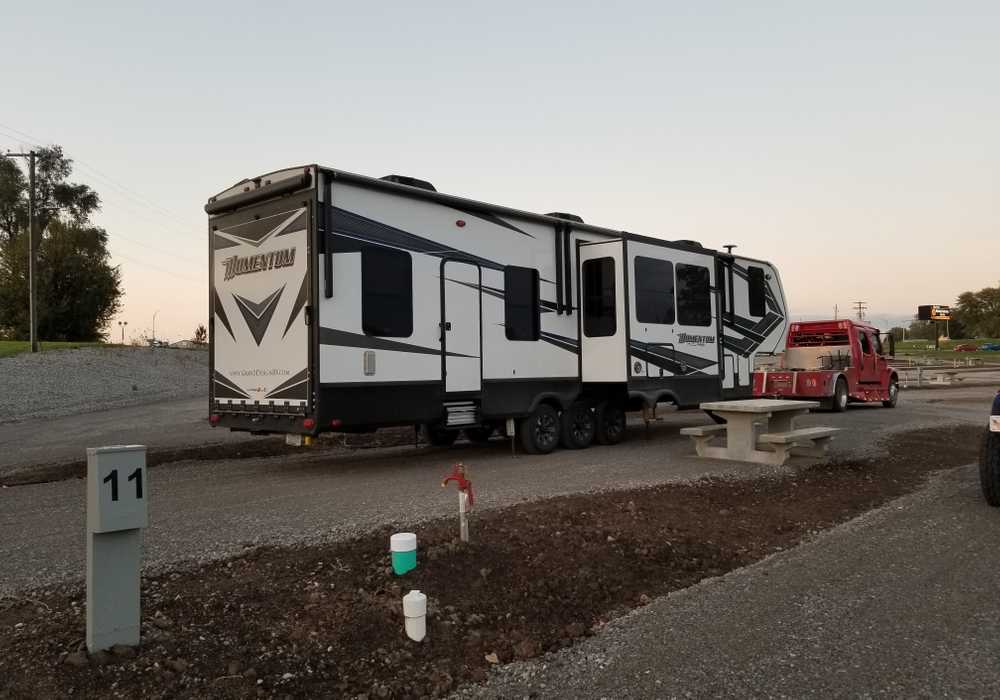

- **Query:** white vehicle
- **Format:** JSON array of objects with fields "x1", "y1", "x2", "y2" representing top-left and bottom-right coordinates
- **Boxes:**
[{"x1": 206, "y1": 166, "x2": 788, "y2": 453}]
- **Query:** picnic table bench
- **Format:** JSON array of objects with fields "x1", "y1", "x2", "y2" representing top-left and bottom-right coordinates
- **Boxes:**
[{"x1": 681, "y1": 399, "x2": 839, "y2": 466}]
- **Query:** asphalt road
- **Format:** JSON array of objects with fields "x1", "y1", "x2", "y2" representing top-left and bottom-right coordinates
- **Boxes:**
[
  {"x1": 473, "y1": 464, "x2": 1000, "y2": 698},
  {"x1": 0, "y1": 386, "x2": 991, "y2": 595}
]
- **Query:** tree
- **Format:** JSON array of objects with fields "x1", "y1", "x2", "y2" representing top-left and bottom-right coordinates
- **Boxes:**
[
  {"x1": 193, "y1": 324, "x2": 207, "y2": 344},
  {"x1": 0, "y1": 220, "x2": 122, "y2": 340},
  {"x1": 953, "y1": 286, "x2": 1000, "y2": 338},
  {"x1": 0, "y1": 145, "x2": 100, "y2": 243},
  {"x1": 0, "y1": 147, "x2": 119, "y2": 341}
]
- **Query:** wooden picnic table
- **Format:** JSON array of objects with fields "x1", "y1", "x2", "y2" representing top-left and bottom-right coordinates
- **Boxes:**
[{"x1": 684, "y1": 399, "x2": 823, "y2": 465}]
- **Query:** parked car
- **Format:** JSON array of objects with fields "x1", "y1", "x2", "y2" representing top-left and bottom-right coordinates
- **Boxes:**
[
  {"x1": 980, "y1": 343, "x2": 1000, "y2": 351},
  {"x1": 979, "y1": 391, "x2": 1000, "y2": 506},
  {"x1": 954, "y1": 343, "x2": 979, "y2": 352}
]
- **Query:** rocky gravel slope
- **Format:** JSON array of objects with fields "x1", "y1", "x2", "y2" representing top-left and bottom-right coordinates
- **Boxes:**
[{"x1": 0, "y1": 346, "x2": 206, "y2": 424}]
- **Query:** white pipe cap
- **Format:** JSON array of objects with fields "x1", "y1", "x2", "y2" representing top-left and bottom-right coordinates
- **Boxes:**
[
  {"x1": 402, "y1": 590, "x2": 427, "y2": 617},
  {"x1": 390, "y1": 532, "x2": 417, "y2": 552}
]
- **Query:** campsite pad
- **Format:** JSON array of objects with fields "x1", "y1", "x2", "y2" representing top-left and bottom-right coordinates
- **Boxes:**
[{"x1": 0, "y1": 424, "x2": 983, "y2": 698}]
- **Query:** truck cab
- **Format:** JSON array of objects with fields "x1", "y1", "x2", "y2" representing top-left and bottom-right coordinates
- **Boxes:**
[{"x1": 753, "y1": 319, "x2": 898, "y2": 411}]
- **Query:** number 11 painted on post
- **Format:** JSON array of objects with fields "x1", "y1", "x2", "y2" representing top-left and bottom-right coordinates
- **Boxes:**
[{"x1": 102, "y1": 468, "x2": 143, "y2": 502}]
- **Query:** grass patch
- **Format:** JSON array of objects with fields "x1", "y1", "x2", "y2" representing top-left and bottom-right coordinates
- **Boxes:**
[{"x1": 0, "y1": 341, "x2": 109, "y2": 359}]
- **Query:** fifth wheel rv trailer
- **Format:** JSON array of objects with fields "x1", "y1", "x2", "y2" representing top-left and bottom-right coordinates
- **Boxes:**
[{"x1": 206, "y1": 165, "x2": 788, "y2": 454}]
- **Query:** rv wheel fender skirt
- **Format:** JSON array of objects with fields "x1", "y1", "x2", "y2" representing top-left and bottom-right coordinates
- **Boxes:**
[
  {"x1": 979, "y1": 430, "x2": 1000, "y2": 507},
  {"x1": 559, "y1": 402, "x2": 596, "y2": 450},
  {"x1": 595, "y1": 402, "x2": 627, "y2": 445},
  {"x1": 518, "y1": 404, "x2": 560, "y2": 455}
]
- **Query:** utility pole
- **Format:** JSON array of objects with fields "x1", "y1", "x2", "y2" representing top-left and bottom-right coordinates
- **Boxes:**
[
  {"x1": 834, "y1": 303, "x2": 839, "y2": 320},
  {"x1": 4, "y1": 151, "x2": 38, "y2": 352},
  {"x1": 852, "y1": 300, "x2": 868, "y2": 322}
]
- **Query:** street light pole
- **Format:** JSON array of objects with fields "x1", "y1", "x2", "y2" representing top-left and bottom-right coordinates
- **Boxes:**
[
  {"x1": 5, "y1": 151, "x2": 38, "y2": 352},
  {"x1": 118, "y1": 321, "x2": 128, "y2": 345}
]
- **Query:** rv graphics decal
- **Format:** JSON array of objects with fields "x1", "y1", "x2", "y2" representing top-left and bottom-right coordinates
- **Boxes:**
[
  {"x1": 222, "y1": 248, "x2": 296, "y2": 281},
  {"x1": 678, "y1": 333, "x2": 715, "y2": 345}
]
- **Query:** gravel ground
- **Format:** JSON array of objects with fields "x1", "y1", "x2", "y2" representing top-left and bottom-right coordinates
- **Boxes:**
[
  {"x1": 0, "y1": 386, "x2": 990, "y2": 595},
  {"x1": 0, "y1": 347, "x2": 206, "y2": 424}
]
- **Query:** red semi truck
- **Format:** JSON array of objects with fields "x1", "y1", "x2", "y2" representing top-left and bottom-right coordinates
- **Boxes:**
[{"x1": 753, "y1": 319, "x2": 898, "y2": 411}]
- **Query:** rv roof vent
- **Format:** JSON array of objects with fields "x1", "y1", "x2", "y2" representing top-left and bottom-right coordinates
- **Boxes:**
[
  {"x1": 379, "y1": 174, "x2": 437, "y2": 192},
  {"x1": 674, "y1": 239, "x2": 704, "y2": 248},
  {"x1": 545, "y1": 212, "x2": 584, "y2": 223}
]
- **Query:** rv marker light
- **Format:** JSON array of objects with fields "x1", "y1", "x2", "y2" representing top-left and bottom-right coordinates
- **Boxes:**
[
  {"x1": 330, "y1": 418, "x2": 343, "y2": 428},
  {"x1": 303, "y1": 418, "x2": 316, "y2": 430},
  {"x1": 209, "y1": 414, "x2": 220, "y2": 426},
  {"x1": 455, "y1": 219, "x2": 466, "y2": 227}
]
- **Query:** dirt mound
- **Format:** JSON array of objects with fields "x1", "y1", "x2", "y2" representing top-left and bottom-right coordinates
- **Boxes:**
[{"x1": 0, "y1": 425, "x2": 982, "y2": 698}]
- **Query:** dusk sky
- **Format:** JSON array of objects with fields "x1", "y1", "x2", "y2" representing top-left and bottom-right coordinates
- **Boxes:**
[{"x1": 3, "y1": 1, "x2": 998, "y2": 340}]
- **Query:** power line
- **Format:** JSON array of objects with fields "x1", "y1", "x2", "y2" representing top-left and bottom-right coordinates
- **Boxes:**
[{"x1": 852, "y1": 300, "x2": 868, "y2": 321}]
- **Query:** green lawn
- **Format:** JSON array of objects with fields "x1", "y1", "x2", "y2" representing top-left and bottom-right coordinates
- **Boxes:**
[
  {"x1": 894, "y1": 338, "x2": 1000, "y2": 363},
  {"x1": 0, "y1": 340, "x2": 109, "y2": 358}
]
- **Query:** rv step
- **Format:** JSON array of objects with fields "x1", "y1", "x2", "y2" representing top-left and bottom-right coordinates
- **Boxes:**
[{"x1": 444, "y1": 401, "x2": 478, "y2": 427}]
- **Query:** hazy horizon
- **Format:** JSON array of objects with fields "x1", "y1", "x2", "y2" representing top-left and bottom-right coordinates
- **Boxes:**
[{"x1": 3, "y1": 1, "x2": 998, "y2": 341}]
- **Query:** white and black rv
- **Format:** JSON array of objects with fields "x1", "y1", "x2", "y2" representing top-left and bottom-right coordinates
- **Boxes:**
[{"x1": 206, "y1": 166, "x2": 788, "y2": 453}]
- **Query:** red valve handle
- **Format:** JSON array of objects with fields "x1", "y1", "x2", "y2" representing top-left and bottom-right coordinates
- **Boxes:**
[{"x1": 441, "y1": 463, "x2": 474, "y2": 508}]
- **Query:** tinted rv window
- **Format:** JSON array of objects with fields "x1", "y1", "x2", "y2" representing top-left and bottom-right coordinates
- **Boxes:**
[
  {"x1": 362, "y1": 247, "x2": 413, "y2": 337},
  {"x1": 748, "y1": 266, "x2": 767, "y2": 317},
  {"x1": 634, "y1": 256, "x2": 675, "y2": 325},
  {"x1": 676, "y1": 264, "x2": 711, "y2": 327},
  {"x1": 504, "y1": 266, "x2": 540, "y2": 341},
  {"x1": 583, "y1": 257, "x2": 616, "y2": 337}
]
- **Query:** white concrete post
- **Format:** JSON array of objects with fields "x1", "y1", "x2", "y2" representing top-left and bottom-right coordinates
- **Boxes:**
[{"x1": 86, "y1": 445, "x2": 148, "y2": 652}]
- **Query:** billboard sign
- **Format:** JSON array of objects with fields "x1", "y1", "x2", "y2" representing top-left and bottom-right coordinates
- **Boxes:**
[{"x1": 917, "y1": 304, "x2": 951, "y2": 321}]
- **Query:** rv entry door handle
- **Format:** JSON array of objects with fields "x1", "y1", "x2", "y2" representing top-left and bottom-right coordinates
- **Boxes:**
[{"x1": 439, "y1": 321, "x2": 451, "y2": 341}]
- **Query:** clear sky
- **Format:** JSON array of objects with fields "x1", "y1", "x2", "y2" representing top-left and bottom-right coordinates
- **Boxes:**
[{"x1": 2, "y1": 1, "x2": 998, "y2": 340}]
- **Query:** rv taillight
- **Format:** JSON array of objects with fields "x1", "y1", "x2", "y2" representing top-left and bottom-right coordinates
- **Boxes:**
[
  {"x1": 303, "y1": 418, "x2": 316, "y2": 430},
  {"x1": 330, "y1": 419, "x2": 343, "y2": 428},
  {"x1": 209, "y1": 414, "x2": 220, "y2": 426}
]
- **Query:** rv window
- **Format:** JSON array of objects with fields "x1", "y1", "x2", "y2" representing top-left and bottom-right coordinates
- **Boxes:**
[
  {"x1": 748, "y1": 266, "x2": 767, "y2": 317},
  {"x1": 362, "y1": 246, "x2": 413, "y2": 337},
  {"x1": 676, "y1": 264, "x2": 712, "y2": 327},
  {"x1": 583, "y1": 257, "x2": 616, "y2": 337},
  {"x1": 505, "y1": 266, "x2": 540, "y2": 341},
  {"x1": 634, "y1": 256, "x2": 675, "y2": 325}
]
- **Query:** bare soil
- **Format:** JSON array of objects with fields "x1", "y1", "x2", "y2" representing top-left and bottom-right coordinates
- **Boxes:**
[{"x1": 0, "y1": 425, "x2": 982, "y2": 699}]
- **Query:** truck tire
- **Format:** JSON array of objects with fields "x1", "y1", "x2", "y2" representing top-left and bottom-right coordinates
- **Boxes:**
[
  {"x1": 560, "y1": 402, "x2": 596, "y2": 449},
  {"x1": 979, "y1": 431, "x2": 1000, "y2": 507},
  {"x1": 882, "y1": 378, "x2": 899, "y2": 408},
  {"x1": 831, "y1": 378, "x2": 848, "y2": 412},
  {"x1": 423, "y1": 424, "x2": 458, "y2": 447},
  {"x1": 595, "y1": 402, "x2": 627, "y2": 445},
  {"x1": 518, "y1": 404, "x2": 560, "y2": 454},
  {"x1": 464, "y1": 426, "x2": 495, "y2": 444}
]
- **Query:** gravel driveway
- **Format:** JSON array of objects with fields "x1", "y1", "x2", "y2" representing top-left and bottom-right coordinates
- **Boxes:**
[{"x1": 0, "y1": 346, "x2": 206, "y2": 423}]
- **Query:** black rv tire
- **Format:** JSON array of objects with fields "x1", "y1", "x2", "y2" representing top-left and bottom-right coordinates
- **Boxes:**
[
  {"x1": 423, "y1": 424, "x2": 459, "y2": 447},
  {"x1": 830, "y1": 378, "x2": 848, "y2": 413},
  {"x1": 560, "y1": 402, "x2": 596, "y2": 449},
  {"x1": 979, "y1": 431, "x2": 1000, "y2": 507},
  {"x1": 596, "y1": 402, "x2": 627, "y2": 445},
  {"x1": 882, "y1": 378, "x2": 899, "y2": 408},
  {"x1": 518, "y1": 404, "x2": 560, "y2": 455},
  {"x1": 464, "y1": 426, "x2": 495, "y2": 444}
]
